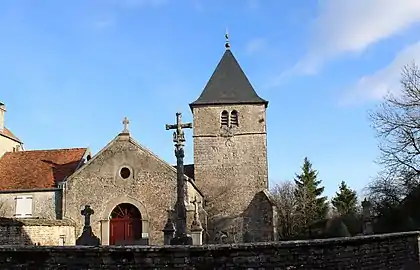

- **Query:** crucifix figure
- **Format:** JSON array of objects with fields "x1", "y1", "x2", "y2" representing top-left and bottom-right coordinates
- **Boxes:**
[
  {"x1": 190, "y1": 196, "x2": 203, "y2": 234},
  {"x1": 190, "y1": 196, "x2": 200, "y2": 217},
  {"x1": 81, "y1": 205, "x2": 94, "y2": 228},
  {"x1": 122, "y1": 117, "x2": 130, "y2": 133},
  {"x1": 165, "y1": 112, "x2": 192, "y2": 244}
]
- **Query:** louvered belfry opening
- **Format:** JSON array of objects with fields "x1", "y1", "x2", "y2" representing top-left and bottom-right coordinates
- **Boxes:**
[
  {"x1": 230, "y1": 110, "x2": 238, "y2": 126},
  {"x1": 221, "y1": 110, "x2": 229, "y2": 126}
]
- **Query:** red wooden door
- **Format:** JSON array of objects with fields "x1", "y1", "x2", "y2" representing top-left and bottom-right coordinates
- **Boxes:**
[
  {"x1": 109, "y1": 204, "x2": 142, "y2": 245},
  {"x1": 110, "y1": 219, "x2": 135, "y2": 245}
]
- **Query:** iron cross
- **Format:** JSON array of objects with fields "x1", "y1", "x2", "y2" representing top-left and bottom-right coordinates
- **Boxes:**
[
  {"x1": 81, "y1": 205, "x2": 94, "y2": 227},
  {"x1": 165, "y1": 112, "x2": 192, "y2": 146}
]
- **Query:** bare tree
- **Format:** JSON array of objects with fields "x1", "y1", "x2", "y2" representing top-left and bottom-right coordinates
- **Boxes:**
[
  {"x1": 271, "y1": 181, "x2": 300, "y2": 239},
  {"x1": 369, "y1": 63, "x2": 420, "y2": 198}
]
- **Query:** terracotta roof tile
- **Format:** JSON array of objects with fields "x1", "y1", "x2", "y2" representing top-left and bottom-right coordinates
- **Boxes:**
[
  {"x1": 0, "y1": 148, "x2": 87, "y2": 191},
  {"x1": 0, "y1": 127, "x2": 22, "y2": 143}
]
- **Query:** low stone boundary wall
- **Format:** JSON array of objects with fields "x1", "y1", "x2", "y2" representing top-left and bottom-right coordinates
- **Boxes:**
[
  {"x1": 0, "y1": 231, "x2": 419, "y2": 269},
  {"x1": 0, "y1": 218, "x2": 75, "y2": 246}
]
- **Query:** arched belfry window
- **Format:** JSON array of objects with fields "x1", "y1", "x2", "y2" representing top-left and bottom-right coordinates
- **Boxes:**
[
  {"x1": 230, "y1": 110, "x2": 239, "y2": 126},
  {"x1": 221, "y1": 110, "x2": 229, "y2": 126}
]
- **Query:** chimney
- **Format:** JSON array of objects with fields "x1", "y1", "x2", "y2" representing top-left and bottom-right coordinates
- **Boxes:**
[{"x1": 0, "y1": 102, "x2": 5, "y2": 132}]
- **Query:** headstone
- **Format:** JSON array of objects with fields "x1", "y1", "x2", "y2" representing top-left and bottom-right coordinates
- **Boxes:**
[
  {"x1": 165, "y1": 112, "x2": 193, "y2": 245},
  {"x1": 76, "y1": 205, "x2": 101, "y2": 246}
]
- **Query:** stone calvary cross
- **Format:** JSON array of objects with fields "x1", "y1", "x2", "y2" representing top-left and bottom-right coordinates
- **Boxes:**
[
  {"x1": 165, "y1": 112, "x2": 193, "y2": 245},
  {"x1": 76, "y1": 205, "x2": 100, "y2": 246},
  {"x1": 81, "y1": 205, "x2": 94, "y2": 227}
]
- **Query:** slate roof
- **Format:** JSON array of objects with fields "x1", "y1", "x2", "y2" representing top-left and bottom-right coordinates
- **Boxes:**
[
  {"x1": 0, "y1": 127, "x2": 22, "y2": 143},
  {"x1": 190, "y1": 49, "x2": 268, "y2": 108},
  {"x1": 0, "y1": 148, "x2": 87, "y2": 191}
]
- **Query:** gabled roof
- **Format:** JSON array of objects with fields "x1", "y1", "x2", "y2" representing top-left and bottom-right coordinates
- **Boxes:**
[
  {"x1": 69, "y1": 133, "x2": 204, "y2": 197},
  {"x1": 0, "y1": 148, "x2": 88, "y2": 190},
  {"x1": 0, "y1": 127, "x2": 22, "y2": 143},
  {"x1": 190, "y1": 48, "x2": 268, "y2": 108}
]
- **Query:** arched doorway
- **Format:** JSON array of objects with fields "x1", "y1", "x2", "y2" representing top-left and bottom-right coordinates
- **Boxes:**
[{"x1": 109, "y1": 203, "x2": 142, "y2": 245}]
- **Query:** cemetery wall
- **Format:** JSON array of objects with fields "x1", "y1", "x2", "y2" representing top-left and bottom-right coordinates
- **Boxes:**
[{"x1": 0, "y1": 231, "x2": 419, "y2": 269}]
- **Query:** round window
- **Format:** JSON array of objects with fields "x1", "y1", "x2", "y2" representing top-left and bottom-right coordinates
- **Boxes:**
[{"x1": 120, "y1": 167, "x2": 131, "y2": 179}]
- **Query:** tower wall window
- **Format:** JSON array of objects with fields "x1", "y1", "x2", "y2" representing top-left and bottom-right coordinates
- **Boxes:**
[
  {"x1": 230, "y1": 110, "x2": 239, "y2": 126},
  {"x1": 221, "y1": 110, "x2": 229, "y2": 126}
]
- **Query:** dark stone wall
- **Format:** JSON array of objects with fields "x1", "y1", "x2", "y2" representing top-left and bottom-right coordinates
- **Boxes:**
[{"x1": 0, "y1": 232, "x2": 419, "y2": 269}]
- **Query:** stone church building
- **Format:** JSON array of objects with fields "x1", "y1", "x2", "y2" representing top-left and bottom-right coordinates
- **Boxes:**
[{"x1": 0, "y1": 45, "x2": 277, "y2": 246}]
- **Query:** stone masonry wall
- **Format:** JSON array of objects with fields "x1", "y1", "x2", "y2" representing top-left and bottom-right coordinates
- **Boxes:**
[
  {"x1": 0, "y1": 232, "x2": 418, "y2": 269},
  {"x1": 0, "y1": 190, "x2": 61, "y2": 219},
  {"x1": 0, "y1": 219, "x2": 75, "y2": 246},
  {"x1": 193, "y1": 104, "x2": 269, "y2": 242}
]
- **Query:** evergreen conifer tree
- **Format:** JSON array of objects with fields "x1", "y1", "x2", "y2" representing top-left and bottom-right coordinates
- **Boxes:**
[
  {"x1": 294, "y1": 157, "x2": 328, "y2": 234},
  {"x1": 331, "y1": 181, "x2": 358, "y2": 216}
]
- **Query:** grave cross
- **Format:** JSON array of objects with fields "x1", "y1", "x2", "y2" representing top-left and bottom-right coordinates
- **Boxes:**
[
  {"x1": 122, "y1": 117, "x2": 130, "y2": 133},
  {"x1": 81, "y1": 205, "x2": 94, "y2": 227},
  {"x1": 165, "y1": 112, "x2": 192, "y2": 240}
]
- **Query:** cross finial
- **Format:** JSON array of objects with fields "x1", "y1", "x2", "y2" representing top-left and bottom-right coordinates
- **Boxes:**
[
  {"x1": 225, "y1": 28, "x2": 230, "y2": 49},
  {"x1": 122, "y1": 117, "x2": 130, "y2": 133}
]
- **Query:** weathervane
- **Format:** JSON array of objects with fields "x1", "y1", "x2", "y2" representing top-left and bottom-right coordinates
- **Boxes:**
[{"x1": 225, "y1": 28, "x2": 230, "y2": 49}]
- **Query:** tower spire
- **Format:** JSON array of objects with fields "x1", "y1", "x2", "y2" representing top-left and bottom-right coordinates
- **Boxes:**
[{"x1": 225, "y1": 28, "x2": 230, "y2": 49}]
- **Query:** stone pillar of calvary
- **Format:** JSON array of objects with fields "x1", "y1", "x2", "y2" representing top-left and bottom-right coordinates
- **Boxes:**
[{"x1": 165, "y1": 112, "x2": 193, "y2": 245}]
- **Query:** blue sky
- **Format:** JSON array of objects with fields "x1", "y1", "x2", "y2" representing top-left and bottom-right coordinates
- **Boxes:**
[{"x1": 1, "y1": 0, "x2": 420, "y2": 199}]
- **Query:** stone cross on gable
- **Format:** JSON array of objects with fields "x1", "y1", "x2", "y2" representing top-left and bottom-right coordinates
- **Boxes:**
[
  {"x1": 81, "y1": 205, "x2": 94, "y2": 227},
  {"x1": 122, "y1": 117, "x2": 130, "y2": 133}
]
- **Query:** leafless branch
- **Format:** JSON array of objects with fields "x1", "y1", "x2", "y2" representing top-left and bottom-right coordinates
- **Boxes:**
[{"x1": 369, "y1": 62, "x2": 420, "y2": 195}]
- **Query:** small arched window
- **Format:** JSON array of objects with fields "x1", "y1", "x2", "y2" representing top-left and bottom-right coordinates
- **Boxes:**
[
  {"x1": 221, "y1": 110, "x2": 229, "y2": 126},
  {"x1": 230, "y1": 110, "x2": 239, "y2": 126}
]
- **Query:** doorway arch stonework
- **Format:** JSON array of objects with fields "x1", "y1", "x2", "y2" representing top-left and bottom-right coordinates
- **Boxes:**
[{"x1": 100, "y1": 196, "x2": 149, "y2": 245}]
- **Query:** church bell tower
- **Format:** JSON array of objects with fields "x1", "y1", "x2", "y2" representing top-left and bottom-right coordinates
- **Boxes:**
[{"x1": 189, "y1": 34, "x2": 269, "y2": 241}]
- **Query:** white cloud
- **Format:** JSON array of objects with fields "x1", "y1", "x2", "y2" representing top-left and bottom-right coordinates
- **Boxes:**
[
  {"x1": 299, "y1": 0, "x2": 420, "y2": 74},
  {"x1": 245, "y1": 38, "x2": 266, "y2": 55},
  {"x1": 340, "y1": 41, "x2": 420, "y2": 105}
]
